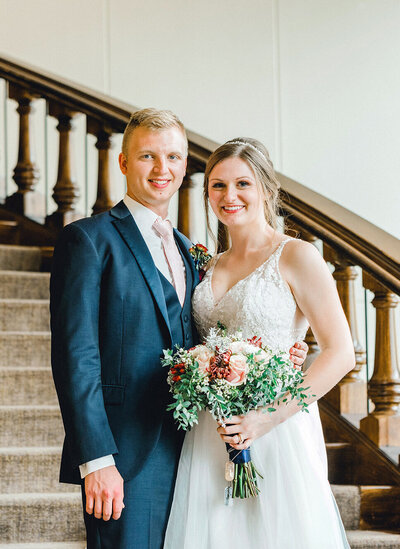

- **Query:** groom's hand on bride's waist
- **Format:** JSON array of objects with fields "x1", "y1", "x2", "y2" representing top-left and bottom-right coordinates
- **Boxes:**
[
  {"x1": 289, "y1": 340, "x2": 308, "y2": 367},
  {"x1": 85, "y1": 465, "x2": 125, "y2": 521}
]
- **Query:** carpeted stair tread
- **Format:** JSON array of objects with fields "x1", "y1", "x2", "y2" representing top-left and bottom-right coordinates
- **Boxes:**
[
  {"x1": 332, "y1": 484, "x2": 361, "y2": 530},
  {"x1": 0, "y1": 299, "x2": 50, "y2": 331},
  {"x1": 0, "y1": 367, "x2": 56, "y2": 405},
  {"x1": 0, "y1": 543, "x2": 85, "y2": 549},
  {"x1": 0, "y1": 405, "x2": 63, "y2": 446},
  {"x1": 0, "y1": 446, "x2": 78, "y2": 493},
  {"x1": 0, "y1": 270, "x2": 49, "y2": 299},
  {"x1": 0, "y1": 245, "x2": 42, "y2": 271},
  {"x1": 347, "y1": 529, "x2": 400, "y2": 548},
  {"x1": 0, "y1": 445, "x2": 62, "y2": 455},
  {"x1": 0, "y1": 492, "x2": 85, "y2": 543},
  {"x1": 0, "y1": 332, "x2": 50, "y2": 367}
]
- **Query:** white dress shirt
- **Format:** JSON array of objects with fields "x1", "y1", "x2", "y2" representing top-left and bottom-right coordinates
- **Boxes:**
[{"x1": 79, "y1": 195, "x2": 185, "y2": 478}]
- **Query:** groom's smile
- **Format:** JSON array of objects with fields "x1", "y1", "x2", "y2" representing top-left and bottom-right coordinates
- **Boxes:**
[{"x1": 119, "y1": 125, "x2": 187, "y2": 218}]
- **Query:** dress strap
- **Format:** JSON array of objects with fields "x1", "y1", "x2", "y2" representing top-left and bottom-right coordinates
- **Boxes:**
[{"x1": 273, "y1": 237, "x2": 293, "y2": 263}]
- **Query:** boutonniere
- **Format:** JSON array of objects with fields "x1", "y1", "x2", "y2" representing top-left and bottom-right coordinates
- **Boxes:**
[{"x1": 189, "y1": 243, "x2": 212, "y2": 281}]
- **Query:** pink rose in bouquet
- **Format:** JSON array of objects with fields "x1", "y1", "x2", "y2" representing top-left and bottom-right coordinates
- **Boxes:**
[
  {"x1": 189, "y1": 345, "x2": 213, "y2": 373},
  {"x1": 225, "y1": 354, "x2": 248, "y2": 385}
]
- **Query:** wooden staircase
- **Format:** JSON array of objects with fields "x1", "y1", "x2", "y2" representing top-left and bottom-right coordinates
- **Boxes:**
[
  {"x1": 0, "y1": 54, "x2": 399, "y2": 547},
  {"x1": 0, "y1": 243, "x2": 398, "y2": 546}
]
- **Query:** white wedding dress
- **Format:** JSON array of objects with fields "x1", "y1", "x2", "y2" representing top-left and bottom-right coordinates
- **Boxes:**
[{"x1": 164, "y1": 238, "x2": 350, "y2": 549}]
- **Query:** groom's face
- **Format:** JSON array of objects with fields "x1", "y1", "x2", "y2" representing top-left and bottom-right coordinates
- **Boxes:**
[{"x1": 119, "y1": 126, "x2": 187, "y2": 217}]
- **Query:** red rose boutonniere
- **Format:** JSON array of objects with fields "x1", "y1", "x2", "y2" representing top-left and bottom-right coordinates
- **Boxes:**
[{"x1": 189, "y1": 243, "x2": 212, "y2": 281}]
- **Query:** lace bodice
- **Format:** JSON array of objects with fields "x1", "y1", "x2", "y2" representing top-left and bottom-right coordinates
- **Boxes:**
[{"x1": 192, "y1": 238, "x2": 308, "y2": 353}]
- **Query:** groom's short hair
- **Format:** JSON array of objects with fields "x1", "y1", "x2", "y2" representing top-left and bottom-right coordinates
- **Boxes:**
[{"x1": 122, "y1": 108, "x2": 188, "y2": 157}]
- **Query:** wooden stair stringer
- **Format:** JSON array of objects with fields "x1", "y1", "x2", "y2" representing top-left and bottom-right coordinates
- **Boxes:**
[
  {"x1": 0, "y1": 205, "x2": 57, "y2": 247},
  {"x1": 320, "y1": 398, "x2": 400, "y2": 487}
]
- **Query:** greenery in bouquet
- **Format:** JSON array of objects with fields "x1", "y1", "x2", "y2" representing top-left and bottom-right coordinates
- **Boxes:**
[{"x1": 162, "y1": 324, "x2": 311, "y2": 501}]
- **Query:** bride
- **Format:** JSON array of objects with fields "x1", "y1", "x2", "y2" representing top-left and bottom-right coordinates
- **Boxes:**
[{"x1": 164, "y1": 138, "x2": 354, "y2": 549}]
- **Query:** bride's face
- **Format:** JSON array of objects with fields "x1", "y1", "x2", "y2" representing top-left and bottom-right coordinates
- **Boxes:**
[{"x1": 208, "y1": 157, "x2": 266, "y2": 229}]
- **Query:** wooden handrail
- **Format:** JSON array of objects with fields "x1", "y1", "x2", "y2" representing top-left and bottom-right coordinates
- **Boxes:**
[
  {"x1": 0, "y1": 55, "x2": 218, "y2": 163},
  {"x1": 279, "y1": 175, "x2": 400, "y2": 295},
  {"x1": 1, "y1": 54, "x2": 398, "y2": 293}
]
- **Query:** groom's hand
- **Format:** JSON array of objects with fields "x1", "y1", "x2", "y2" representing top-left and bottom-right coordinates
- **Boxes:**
[
  {"x1": 289, "y1": 340, "x2": 308, "y2": 367},
  {"x1": 85, "y1": 465, "x2": 124, "y2": 521}
]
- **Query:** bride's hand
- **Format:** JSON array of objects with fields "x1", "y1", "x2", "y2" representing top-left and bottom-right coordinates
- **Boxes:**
[{"x1": 216, "y1": 409, "x2": 278, "y2": 450}]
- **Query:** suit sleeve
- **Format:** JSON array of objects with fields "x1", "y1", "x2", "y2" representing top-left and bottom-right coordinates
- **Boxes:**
[{"x1": 50, "y1": 223, "x2": 118, "y2": 468}]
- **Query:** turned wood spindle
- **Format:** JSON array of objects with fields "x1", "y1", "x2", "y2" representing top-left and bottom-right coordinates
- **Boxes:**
[
  {"x1": 90, "y1": 122, "x2": 114, "y2": 215},
  {"x1": 46, "y1": 104, "x2": 80, "y2": 230},
  {"x1": 360, "y1": 272, "x2": 400, "y2": 446},
  {"x1": 178, "y1": 169, "x2": 196, "y2": 239},
  {"x1": 323, "y1": 244, "x2": 367, "y2": 413},
  {"x1": 6, "y1": 84, "x2": 40, "y2": 215}
]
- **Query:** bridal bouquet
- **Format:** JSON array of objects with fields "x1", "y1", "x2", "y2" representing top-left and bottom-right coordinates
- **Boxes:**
[{"x1": 162, "y1": 324, "x2": 311, "y2": 503}]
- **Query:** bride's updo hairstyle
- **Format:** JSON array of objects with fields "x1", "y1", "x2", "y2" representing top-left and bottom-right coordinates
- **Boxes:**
[{"x1": 203, "y1": 138, "x2": 281, "y2": 239}]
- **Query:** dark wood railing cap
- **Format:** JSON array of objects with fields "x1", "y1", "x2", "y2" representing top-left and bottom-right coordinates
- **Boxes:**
[{"x1": 279, "y1": 174, "x2": 400, "y2": 294}]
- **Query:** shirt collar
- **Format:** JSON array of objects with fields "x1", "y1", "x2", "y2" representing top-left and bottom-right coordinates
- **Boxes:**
[{"x1": 123, "y1": 194, "x2": 170, "y2": 233}]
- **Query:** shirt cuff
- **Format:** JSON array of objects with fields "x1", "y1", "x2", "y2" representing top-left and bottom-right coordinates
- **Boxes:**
[{"x1": 79, "y1": 454, "x2": 116, "y2": 479}]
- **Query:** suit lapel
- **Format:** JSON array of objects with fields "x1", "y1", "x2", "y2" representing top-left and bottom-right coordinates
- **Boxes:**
[
  {"x1": 174, "y1": 230, "x2": 199, "y2": 295},
  {"x1": 110, "y1": 202, "x2": 171, "y2": 338}
]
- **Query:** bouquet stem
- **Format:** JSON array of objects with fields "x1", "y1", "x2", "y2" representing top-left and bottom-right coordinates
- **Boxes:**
[{"x1": 227, "y1": 444, "x2": 263, "y2": 499}]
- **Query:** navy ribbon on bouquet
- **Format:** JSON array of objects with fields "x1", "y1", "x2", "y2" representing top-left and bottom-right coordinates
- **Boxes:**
[{"x1": 226, "y1": 443, "x2": 251, "y2": 464}]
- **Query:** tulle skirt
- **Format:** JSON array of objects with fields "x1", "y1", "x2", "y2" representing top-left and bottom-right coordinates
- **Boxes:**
[{"x1": 164, "y1": 403, "x2": 350, "y2": 549}]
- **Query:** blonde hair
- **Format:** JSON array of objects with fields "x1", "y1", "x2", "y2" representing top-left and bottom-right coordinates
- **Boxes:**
[
  {"x1": 121, "y1": 108, "x2": 188, "y2": 157},
  {"x1": 204, "y1": 138, "x2": 281, "y2": 243}
]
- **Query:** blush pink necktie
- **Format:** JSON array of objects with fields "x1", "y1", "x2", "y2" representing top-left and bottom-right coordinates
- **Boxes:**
[{"x1": 153, "y1": 217, "x2": 186, "y2": 306}]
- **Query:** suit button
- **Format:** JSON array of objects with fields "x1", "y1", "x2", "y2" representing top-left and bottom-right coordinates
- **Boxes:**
[
  {"x1": 184, "y1": 315, "x2": 189, "y2": 322},
  {"x1": 186, "y1": 333, "x2": 190, "y2": 340}
]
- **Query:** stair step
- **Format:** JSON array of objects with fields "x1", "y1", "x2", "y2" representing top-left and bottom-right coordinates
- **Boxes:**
[
  {"x1": 327, "y1": 442, "x2": 355, "y2": 484},
  {"x1": 0, "y1": 367, "x2": 56, "y2": 405},
  {"x1": 360, "y1": 485, "x2": 400, "y2": 531},
  {"x1": 347, "y1": 529, "x2": 400, "y2": 548},
  {"x1": 0, "y1": 446, "x2": 78, "y2": 494},
  {"x1": 0, "y1": 541, "x2": 86, "y2": 549},
  {"x1": 0, "y1": 492, "x2": 85, "y2": 543},
  {"x1": 0, "y1": 332, "x2": 50, "y2": 367},
  {"x1": 0, "y1": 299, "x2": 50, "y2": 331},
  {"x1": 0, "y1": 271, "x2": 49, "y2": 299},
  {"x1": 332, "y1": 485, "x2": 361, "y2": 530},
  {"x1": 0, "y1": 245, "x2": 42, "y2": 271},
  {"x1": 0, "y1": 405, "x2": 63, "y2": 447},
  {"x1": 0, "y1": 220, "x2": 19, "y2": 244}
]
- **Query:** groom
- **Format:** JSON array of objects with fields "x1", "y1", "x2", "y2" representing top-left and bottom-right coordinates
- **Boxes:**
[{"x1": 51, "y1": 108, "x2": 307, "y2": 548}]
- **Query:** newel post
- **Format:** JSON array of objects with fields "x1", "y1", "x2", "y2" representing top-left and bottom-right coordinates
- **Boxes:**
[
  {"x1": 323, "y1": 244, "x2": 367, "y2": 413},
  {"x1": 6, "y1": 83, "x2": 40, "y2": 216},
  {"x1": 360, "y1": 272, "x2": 400, "y2": 445}
]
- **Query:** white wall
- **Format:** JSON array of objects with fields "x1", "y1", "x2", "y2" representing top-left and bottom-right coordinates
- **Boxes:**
[{"x1": 0, "y1": 0, "x2": 399, "y2": 237}]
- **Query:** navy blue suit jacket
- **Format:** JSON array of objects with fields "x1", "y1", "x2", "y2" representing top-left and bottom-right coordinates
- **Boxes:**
[{"x1": 50, "y1": 201, "x2": 199, "y2": 484}]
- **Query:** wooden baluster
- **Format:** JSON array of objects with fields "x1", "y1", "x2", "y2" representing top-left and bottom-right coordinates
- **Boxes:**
[
  {"x1": 87, "y1": 119, "x2": 115, "y2": 215},
  {"x1": 178, "y1": 164, "x2": 196, "y2": 239},
  {"x1": 46, "y1": 103, "x2": 80, "y2": 230},
  {"x1": 360, "y1": 273, "x2": 400, "y2": 446},
  {"x1": 6, "y1": 84, "x2": 40, "y2": 216},
  {"x1": 323, "y1": 244, "x2": 367, "y2": 413},
  {"x1": 285, "y1": 219, "x2": 319, "y2": 363}
]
